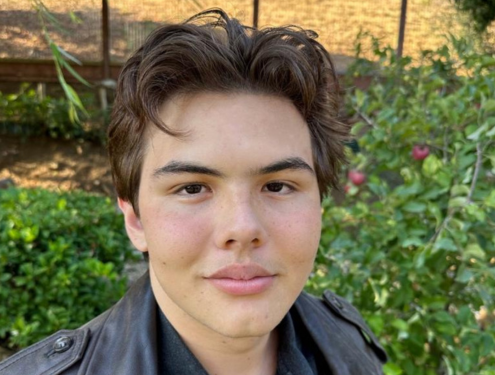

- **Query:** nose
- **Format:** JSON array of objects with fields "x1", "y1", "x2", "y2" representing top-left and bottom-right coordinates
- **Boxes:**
[{"x1": 214, "y1": 192, "x2": 266, "y2": 251}]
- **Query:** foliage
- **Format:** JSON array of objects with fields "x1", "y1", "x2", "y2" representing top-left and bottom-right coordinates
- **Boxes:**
[
  {"x1": 0, "y1": 85, "x2": 108, "y2": 142},
  {"x1": 32, "y1": 0, "x2": 92, "y2": 121},
  {"x1": 452, "y1": 0, "x2": 495, "y2": 33},
  {"x1": 0, "y1": 188, "x2": 139, "y2": 349},
  {"x1": 307, "y1": 35, "x2": 495, "y2": 374}
]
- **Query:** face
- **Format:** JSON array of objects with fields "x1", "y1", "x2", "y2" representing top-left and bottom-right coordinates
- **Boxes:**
[{"x1": 119, "y1": 92, "x2": 322, "y2": 340}]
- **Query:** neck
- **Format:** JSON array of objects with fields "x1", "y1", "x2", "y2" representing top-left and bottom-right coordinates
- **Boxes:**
[
  {"x1": 150, "y1": 268, "x2": 279, "y2": 375},
  {"x1": 181, "y1": 328, "x2": 279, "y2": 375}
]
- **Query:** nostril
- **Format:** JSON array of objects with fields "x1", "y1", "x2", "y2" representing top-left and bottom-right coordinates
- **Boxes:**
[{"x1": 224, "y1": 237, "x2": 260, "y2": 247}]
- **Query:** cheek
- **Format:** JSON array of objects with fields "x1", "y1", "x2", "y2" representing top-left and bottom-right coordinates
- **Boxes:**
[
  {"x1": 142, "y1": 205, "x2": 212, "y2": 261},
  {"x1": 274, "y1": 205, "x2": 322, "y2": 262}
]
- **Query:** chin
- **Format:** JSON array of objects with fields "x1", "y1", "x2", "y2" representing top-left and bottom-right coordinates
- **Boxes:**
[
  {"x1": 213, "y1": 320, "x2": 276, "y2": 339},
  {"x1": 209, "y1": 306, "x2": 283, "y2": 339}
]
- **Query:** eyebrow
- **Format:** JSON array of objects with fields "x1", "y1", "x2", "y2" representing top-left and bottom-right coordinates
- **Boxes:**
[
  {"x1": 153, "y1": 161, "x2": 224, "y2": 178},
  {"x1": 152, "y1": 157, "x2": 314, "y2": 179},
  {"x1": 256, "y1": 157, "x2": 315, "y2": 176}
]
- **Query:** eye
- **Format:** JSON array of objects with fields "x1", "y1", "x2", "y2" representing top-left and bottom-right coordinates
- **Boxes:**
[
  {"x1": 264, "y1": 182, "x2": 294, "y2": 194},
  {"x1": 176, "y1": 184, "x2": 207, "y2": 195}
]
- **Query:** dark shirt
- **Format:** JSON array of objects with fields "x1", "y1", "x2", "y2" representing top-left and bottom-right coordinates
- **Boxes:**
[{"x1": 157, "y1": 305, "x2": 331, "y2": 375}]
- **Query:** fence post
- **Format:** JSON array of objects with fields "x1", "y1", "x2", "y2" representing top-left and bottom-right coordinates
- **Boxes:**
[
  {"x1": 253, "y1": 0, "x2": 259, "y2": 28},
  {"x1": 397, "y1": 0, "x2": 408, "y2": 58},
  {"x1": 102, "y1": 0, "x2": 110, "y2": 80}
]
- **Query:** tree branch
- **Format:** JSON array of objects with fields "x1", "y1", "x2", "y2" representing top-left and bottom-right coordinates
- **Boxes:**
[
  {"x1": 429, "y1": 210, "x2": 453, "y2": 245},
  {"x1": 467, "y1": 142, "x2": 482, "y2": 204},
  {"x1": 353, "y1": 106, "x2": 377, "y2": 129}
]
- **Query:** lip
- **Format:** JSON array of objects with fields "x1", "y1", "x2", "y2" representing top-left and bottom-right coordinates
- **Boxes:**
[{"x1": 206, "y1": 263, "x2": 276, "y2": 295}]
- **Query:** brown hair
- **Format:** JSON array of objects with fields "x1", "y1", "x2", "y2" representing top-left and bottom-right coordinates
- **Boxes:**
[{"x1": 108, "y1": 8, "x2": 350, "y2": 214}]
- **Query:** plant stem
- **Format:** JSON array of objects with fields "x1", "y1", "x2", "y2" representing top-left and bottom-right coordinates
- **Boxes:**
[
  {"x1": 467, "y1": 142, "x2": 482, "y2": 204},
  {"x1": 353, "y1": 106, "x2": 377, "y2": 129}
]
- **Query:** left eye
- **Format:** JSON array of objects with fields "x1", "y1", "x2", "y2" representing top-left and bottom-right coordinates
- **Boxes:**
[
  {"x1": 175, "y1": 184, "x2": 208, "y2": 195},
  {"x1": 264, "y1": 182, "x2": 293, "y2": 193},
  {"x1": 183, "y1": 184, "x2": 203, "y2": 194}
]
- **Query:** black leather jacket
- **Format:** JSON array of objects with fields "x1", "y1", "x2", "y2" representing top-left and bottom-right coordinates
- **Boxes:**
[{"x1": 0, "y1": 273, "x2": 387, "y2": 374}]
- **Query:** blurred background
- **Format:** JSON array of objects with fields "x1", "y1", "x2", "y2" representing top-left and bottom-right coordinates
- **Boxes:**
[{"x1": 1, "y1": 0, "x2": 494, "y2": 64}]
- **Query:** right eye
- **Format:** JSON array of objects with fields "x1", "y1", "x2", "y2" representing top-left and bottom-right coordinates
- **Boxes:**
[{"x1": 175, "y1": 184, "x2": 208, "y2": 195}]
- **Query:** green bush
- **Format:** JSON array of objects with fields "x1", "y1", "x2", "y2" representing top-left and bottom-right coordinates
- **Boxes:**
[
  {"x1": 307, "y1": 36, "x2": 495, "y2": 374},
  {"x1": 0, "y1": 188, "x2": 138, "y2": 349},
  {"x1": 0, "y1": 85, "x2": 108, "y2": 142}
]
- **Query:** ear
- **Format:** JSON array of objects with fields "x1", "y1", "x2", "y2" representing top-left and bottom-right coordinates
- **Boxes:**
[{"x1": 118, "y1": 198, "x2": 148, "y2": 253}]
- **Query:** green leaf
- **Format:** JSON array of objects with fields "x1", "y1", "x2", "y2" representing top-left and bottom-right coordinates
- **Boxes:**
[
  {"x1": 401, "y1": 238, "x2": 424, "y2": 248},
  {"x1": 467, "y1": 123, "x2": 487, "y2": 141},
  {"x1": 37, "y1": 3, "x2": 66, "y2": 34},
  {"x1": 487, "y1": 124, "x2": 495, "y2": 137},
  {"x1": 65, "y1": 85, "x2": 86, "y2": 112},
  {"x1": 484, "y1": 190, "x2": 495, "y2": 208},
  {"x1": 366, "y1": 315, "x2": 384, "y2": 335},
  {"x1": 57, "y1": 198, "x2": 67, "y2": 210},
  {"x1": 480, "y1": 333, "x2": 495, "y2": 357},
  {"x1": 443, "y1": 356, "x2": 455, "y2": 375},
  {"x1": 451, "y1": 184, "x2": 470, "y2": 196},
  {"x1": 455, "y1": 266, "x2": 474, "y2": 283},
  {"x1": 391, "y1": 319, "x2": 409, "y2": 332},
  {"x1": 56, "y1": 45, "x2": 82, "y2": 65},
  {"x1": 383, "y1": 363, "x2": 403, "y2": 375},
  {"x1": 0, "y1": 273, "x2": 12, "y2": 282},
  {"x1": 463, "y1": 243, "x2": 485, "y2": 260},
  {"x1": 69, "y1": 11, "x2": 83, "y2": 24},
  {"x1": 402, "y1": 201, "x2": 427, "y2": 213},
  {"x1": 395, "y1": 181, "x2": 423, "y2": 198},
  {"x1": 456, "y1": 305, "x2": 473, "y2": 325},
  {"x1": 422, "y1": 187, "x2": 448, "y2": 200},
  {"x1": 465, "y1": 203, "x2": 486, "y2": 221},
  {"x1": 49, "y1": 41, "x2": 62, "y2": 62},
  {"x1": 20, "y1": 226, "x2": 39, "y2": 243},
  {"x1": 449, "y1": 196, "x2": 467, "y2": 208},
  {"x1": 434, "y1": 238, "x2": 457, "y2": 251},
  {"x1": 422, "y1": 155, "x2": 443, "y2": 177},
  {"x1": 59, "y1": 58, "x2": 92, "y2": 87},
  {"x1": 355, "y1": 89, "x2": 366, "y2": 108},
  {"x1": 482, "y1": 98, "x2": 495, "y2": 113}
]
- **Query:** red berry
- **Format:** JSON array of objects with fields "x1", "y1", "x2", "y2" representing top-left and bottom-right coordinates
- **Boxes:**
[
  {"x1": 348, "y1": 170, "x2": 366, "y2": 186},
  {"x1": 412, "y1": 145, "x2": 430, "y2": 160}
]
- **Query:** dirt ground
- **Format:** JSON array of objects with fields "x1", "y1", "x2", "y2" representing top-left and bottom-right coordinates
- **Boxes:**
[{"x1": 0, "y1": 135, "x2": 114, "y2": 196}]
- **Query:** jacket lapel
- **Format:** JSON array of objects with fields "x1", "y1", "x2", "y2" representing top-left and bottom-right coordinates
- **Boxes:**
[
  {"x1": 294, "y1": 292, "x2": 384, "y2": 375},
  {"x1": 78, "y1": 273, "x2": 159, "y2": 375}
]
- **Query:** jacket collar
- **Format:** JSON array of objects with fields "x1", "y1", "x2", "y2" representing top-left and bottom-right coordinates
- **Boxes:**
[
  {"x1": 79, "y1": 272, "x2": 159, "y2": 375},
  {"x1": 78, "y1": 273, "x2": 384, "y2": 375},
  {"x1": 294, "y1": 292, "x2": 385, "y2": 374}
]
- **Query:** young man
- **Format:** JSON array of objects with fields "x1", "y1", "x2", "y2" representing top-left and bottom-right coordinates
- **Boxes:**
[{"x1": 0, "y1": 9, "x2": 387, "y2": 375}]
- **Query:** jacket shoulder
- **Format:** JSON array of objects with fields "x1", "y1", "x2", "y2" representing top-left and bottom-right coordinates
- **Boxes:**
[
  {"x1": 295, "y1": 290, "x2": 387, "y2": 373},
  {"x1": 0, "y1": 273, "x2": 155, "y2": 375},
  {"x1": 321, "y1": 290, "x2": 387, "y2": 362},
  {"x1": 0, "y1": 329, "x2": 89, "y2": 375},
  {"x1": 0, "y1": 299, "x2": 115, "y2": 375}
]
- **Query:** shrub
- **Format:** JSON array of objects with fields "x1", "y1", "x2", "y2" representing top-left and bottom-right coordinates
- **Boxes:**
[
  {"x1": 307, "y1": 36, "x2": 495, "y2": 374},
  {"x1": 0, "y1": 188, "x2": 139, "y2": 349},
  {"x1": 0, "y1": 85, "x2": 108, "y2": 142}
]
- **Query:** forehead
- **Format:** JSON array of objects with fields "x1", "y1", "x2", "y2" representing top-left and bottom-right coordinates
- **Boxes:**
[{"x1": 143, "y1": 92, "x2": 314, "y2": 168}]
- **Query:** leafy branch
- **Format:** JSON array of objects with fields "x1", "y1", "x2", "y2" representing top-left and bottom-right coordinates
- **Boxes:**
[{"x1": 32, "y1": 0, "x2": 91, "y2": 123}]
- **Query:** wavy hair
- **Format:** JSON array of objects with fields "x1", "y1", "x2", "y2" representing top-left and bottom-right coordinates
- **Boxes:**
[{"x1": 108, "y1": 8, "x2": 350, "y2": 214}]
